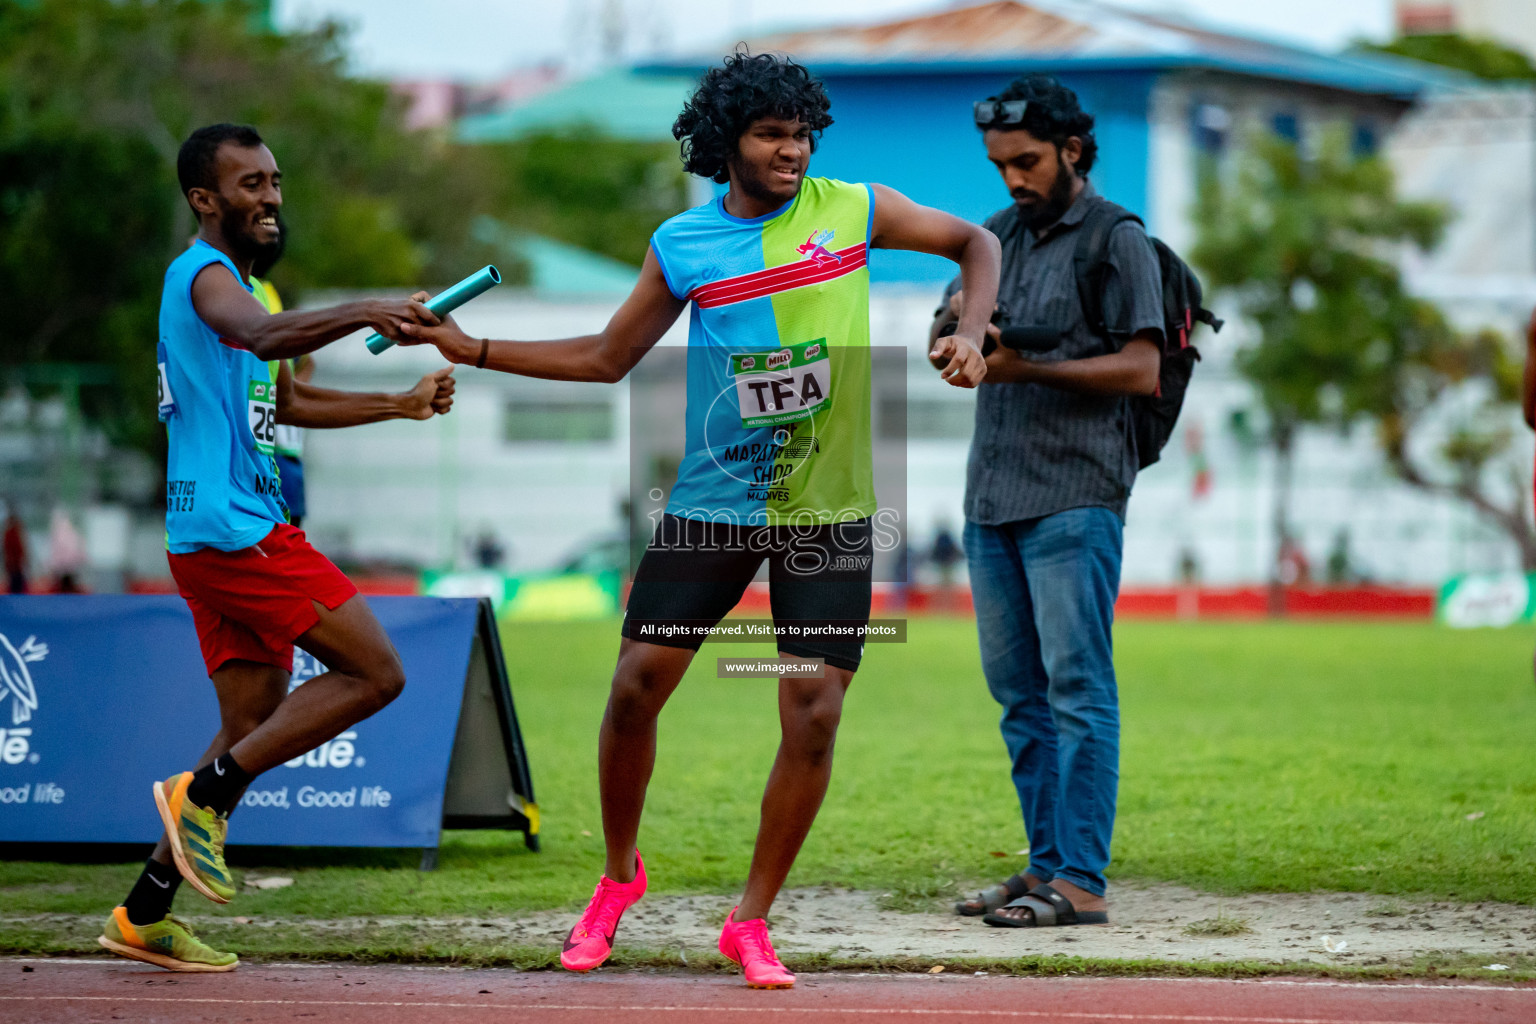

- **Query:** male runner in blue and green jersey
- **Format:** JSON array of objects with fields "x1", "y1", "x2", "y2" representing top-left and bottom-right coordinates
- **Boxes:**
[{"x1": 401, "y1": 52, "x2": 1000, "y2": 988}]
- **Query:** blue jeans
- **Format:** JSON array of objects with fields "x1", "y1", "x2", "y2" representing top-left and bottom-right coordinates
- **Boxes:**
[{"x1": 964, "y1": 508, "x2": 1123, "y2": 897}]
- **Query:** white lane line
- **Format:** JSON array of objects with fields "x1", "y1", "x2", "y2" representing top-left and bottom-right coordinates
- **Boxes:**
[{"x1": 0, "y1": 995, "x2": 1490, "y2": 1024}]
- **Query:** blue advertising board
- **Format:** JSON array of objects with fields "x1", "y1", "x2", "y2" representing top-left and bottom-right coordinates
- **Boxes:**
[{"x1": 0, "y1": 595, "x2": 536, "y2": 852}]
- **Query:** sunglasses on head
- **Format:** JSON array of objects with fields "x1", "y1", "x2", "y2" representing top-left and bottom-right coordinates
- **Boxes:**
[{"x1": 974, "y1": 99, "x2": 1029, "y2": 129}]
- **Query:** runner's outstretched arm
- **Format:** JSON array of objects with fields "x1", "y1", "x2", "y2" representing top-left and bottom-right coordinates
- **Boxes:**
[
  {"x1": 868, "y1": 183, "x2": 999, "y2": 388},
  {"x1": 397, "y1": 250, "x2": 686, "y2": 383},
  {"x1": 276, "y1": 362, "x2": 456, "y2": 428},
  {"x1": 190, "y1": 263, "x2": 438, "y2": 362},
  {"x1": 273, "y1": 287, "x2": 456, "y2": 428}
]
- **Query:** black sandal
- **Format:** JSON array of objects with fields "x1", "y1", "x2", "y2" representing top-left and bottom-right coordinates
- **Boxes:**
[
  {"x1": 982, "y1": 883, "x2": 1109, "y2": 928},
  {"x1": 954, "y1": 873, "x2": 1032, "y2": 917}
]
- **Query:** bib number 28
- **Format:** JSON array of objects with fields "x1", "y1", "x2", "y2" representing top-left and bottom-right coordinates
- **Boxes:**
[{"x1": 248, "y1": 380, "x2": 277, "y2": 456}]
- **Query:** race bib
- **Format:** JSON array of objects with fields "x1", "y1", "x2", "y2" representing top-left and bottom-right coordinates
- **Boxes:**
[
  {"x1": 156, "y1": 341, "x2": 176, "y2": 421},
  {"x1": 248, "y1": 379, "x2": 277, "y2": 456},
  {"x1": 731, "y1": 339, "x2": 832, "y2": 428}
]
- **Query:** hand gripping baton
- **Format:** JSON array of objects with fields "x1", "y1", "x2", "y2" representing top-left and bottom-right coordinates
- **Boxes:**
[{"x1": 365, "y1": 265, "x2": 503, "y2": 354}]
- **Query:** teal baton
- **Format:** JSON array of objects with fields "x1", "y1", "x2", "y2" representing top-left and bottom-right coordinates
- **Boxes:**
[{"x1": 366, "y1": 265, "x2": 502, "y2": 354}]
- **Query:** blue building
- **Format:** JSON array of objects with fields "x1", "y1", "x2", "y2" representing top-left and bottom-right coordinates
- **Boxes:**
[
  {"x1": 633, "y1": 0, "x2": 1456, "y2": 284},
  {"x1": 317, "y1": 0, "x2": 1518, "y2": 590}
]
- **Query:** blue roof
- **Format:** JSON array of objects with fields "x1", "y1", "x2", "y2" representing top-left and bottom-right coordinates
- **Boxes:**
[
  {"x1": 457, "y1": 68, "x2": 695, "y2": 143},
  {"x1": 637, "y1": 0, "x2": 1467, "y2": 101}
]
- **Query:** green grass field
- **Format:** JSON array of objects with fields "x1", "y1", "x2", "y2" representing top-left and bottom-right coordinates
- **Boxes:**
[{"x1": 3, "y1": 618, "x2": 1534, "y2": 955}]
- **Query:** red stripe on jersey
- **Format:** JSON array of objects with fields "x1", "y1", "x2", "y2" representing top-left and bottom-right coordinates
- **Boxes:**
[
  {"x1": 690, "y1": 243, "x2": 868, "y2": 309},
  {"x1": 697, "y1": 253, "x2": 868, "y2": 309},
  {"x1": 691, "y1": 243, "x2": 867, "y2": 305}
]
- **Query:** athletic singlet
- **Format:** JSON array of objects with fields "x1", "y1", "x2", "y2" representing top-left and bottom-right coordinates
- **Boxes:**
[
  {"x1": 158, "y1": 240, "x2": 288, "y2": 553},
  {"x1": 650, "y1": 177, "x2": 876, "y2": 527}
]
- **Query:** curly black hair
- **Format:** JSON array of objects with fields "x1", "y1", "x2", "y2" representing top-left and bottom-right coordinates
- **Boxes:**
[
  {"x1": 983, "y1": 74, "x2": 1097, "y2": 175},
  {"x1": 672, "y1": 51, "x2": 834, "y2": 184}
]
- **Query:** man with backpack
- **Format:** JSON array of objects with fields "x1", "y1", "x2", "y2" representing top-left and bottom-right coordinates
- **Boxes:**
[{"x1": 930, "y1": 73, "x2": 1216, "y2": 928}]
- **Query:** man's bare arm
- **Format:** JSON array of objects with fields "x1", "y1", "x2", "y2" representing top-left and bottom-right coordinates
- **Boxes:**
[
  {"x1": 397, "y1": 250, "x2": 686, "y2": 383},
  {"x1": 275, "y1": 362, "x2": 456, "y2": 428},
  {"x1": 984, "y1": 333, "x2": 1161, "y2": 396},
  {"x1": 191, "y1": 263, "x2": 437, "y2": 362},
  {"x1": 870, "y1": 184, "x2": 999, "y2": 388},
  {"x1": 929, "y1": 291, "x2": 963, "y2": 348}
]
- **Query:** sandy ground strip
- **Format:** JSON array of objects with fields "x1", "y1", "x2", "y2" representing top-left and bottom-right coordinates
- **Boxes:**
[{"x1": 8, "y1": 882, "x2": 1534, "y2": 967}]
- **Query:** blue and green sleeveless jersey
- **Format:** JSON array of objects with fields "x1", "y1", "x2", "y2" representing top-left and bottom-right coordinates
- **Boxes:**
[
  {"x1": 157, "y1": 240, "x2": 288, "y2": 552},
  {"x1": 650, "y1": 177, "x2": 876, "y2": 527}
]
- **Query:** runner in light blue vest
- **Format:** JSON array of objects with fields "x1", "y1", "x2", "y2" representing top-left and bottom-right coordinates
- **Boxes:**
[
  {"x1": 103, "y1": 123, "x2": 456, "y2": 976},
  {"x1": 158, "y1": 239, "x2": 289, "y2": 551}
]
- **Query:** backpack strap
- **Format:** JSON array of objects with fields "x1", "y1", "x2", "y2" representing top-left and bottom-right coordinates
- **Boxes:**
[{"x1": 1071, "y1": 198, "x2": 1143, "y2": 342}]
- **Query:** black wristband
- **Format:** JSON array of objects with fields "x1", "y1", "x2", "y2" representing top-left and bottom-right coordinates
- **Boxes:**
[{"x1": 475, "y1": 337, "x2": 489, "y2": 369}]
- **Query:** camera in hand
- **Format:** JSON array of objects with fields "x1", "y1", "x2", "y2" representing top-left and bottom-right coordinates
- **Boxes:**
[
  {"x1": 997, "y1": 325, "x2": 1061, "y2": 353},
  {"x1": 937, "y1": 303, "x2": 1061, "y2": 356},
  {"x1": 937, "y1": 302, "x2": 1015, "y2": 357}
]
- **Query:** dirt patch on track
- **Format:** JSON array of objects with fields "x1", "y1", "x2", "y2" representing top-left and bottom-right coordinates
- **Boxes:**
[
  {"x1": 464, "y1": 883, "x2": 1536, "y2": 967},
  {"x1": 10, "y1": 882, "x2": 1533, "y2": 970}
]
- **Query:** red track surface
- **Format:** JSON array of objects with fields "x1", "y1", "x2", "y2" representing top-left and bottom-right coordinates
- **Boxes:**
[{"x1": 4, "y1": 961, "x2": 1533, "y2": 1024}]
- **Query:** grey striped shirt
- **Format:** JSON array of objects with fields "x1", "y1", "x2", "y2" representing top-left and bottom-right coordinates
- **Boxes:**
[{"x1": 942, "y1": 182, "x2": 1165, "y2": 525}]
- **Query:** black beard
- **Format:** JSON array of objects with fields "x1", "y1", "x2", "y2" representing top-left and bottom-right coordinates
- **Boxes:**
[
  {"x1": 251, "y1": 214, "x2": 285, "y2": 279},
  {"x1": 217, "y1": 202, "x2": 282, "y2": 272},
  {"x1": 1013, "y1": 161, "x2": 1077, "y2": 232}
]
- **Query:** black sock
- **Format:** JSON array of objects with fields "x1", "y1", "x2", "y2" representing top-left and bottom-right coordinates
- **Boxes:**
[
  {"x1": 185, "y1": 753, "x2": 253, "y2": 812},
  {"x1": 123, "y1": 858, "x2": 182, "y2": 926}
]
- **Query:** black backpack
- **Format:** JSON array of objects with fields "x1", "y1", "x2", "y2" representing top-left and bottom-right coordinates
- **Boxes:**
[{"x1": 1070, "y1": 198, "x2": 1222, "y2": 469}]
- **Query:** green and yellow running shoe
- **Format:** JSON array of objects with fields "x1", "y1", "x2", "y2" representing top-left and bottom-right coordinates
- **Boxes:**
[
  {"x1": 154, "y1": 771, "x2": 235, "y2": 904},
  {"x1": 98, "y1": 906, "x2": 237, "y2": 972}
]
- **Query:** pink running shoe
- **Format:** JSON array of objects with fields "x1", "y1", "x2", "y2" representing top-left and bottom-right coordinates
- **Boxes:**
[
  {"x1": 718, "y1": 907, "x2": 796, "y2": 989},
  {"x1": 561, "y1": 851, "x2": 647, "y2": 972}
]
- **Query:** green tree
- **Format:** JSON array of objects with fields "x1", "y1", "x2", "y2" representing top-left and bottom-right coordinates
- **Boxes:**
[
  {"x1": 484, "y1": 130, "x2": 689, "y2": 267},
  {"x1": 1193, "y1": 131, "x2": 1536, "y2": 574},
  {"x1": 0, "y1": 0, "x2": 505, "y2": 455},
  {"x1": 1358, "y1": 33, "x2": 1536, "y2": 82}
]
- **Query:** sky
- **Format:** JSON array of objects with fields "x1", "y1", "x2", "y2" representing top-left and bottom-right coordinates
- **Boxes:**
[{"x1": 272, "y1": 0, "x2": 1398, "y2": 81}]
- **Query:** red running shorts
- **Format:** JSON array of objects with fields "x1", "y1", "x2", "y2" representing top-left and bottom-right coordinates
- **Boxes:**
[{"x1": 167, "y1": 523, "x2": 358, "y2": 675}]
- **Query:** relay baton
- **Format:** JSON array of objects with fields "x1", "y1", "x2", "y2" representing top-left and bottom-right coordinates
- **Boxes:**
[{"x1": 365, "y1": 264, "x2": 502, "y2": 354}]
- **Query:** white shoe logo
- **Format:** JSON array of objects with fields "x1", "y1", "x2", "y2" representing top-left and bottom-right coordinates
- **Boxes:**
[{"x1": 149, "y1": 875, "x2": 171, "y2": 889}]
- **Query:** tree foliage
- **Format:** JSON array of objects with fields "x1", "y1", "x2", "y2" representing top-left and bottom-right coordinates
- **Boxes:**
[
  {"x1": 1359, "y1": 33, "x2": 1536, "y2": 82},
  {"x1": 1193, "y1": 131, "x2": 1535, "y2": 569},
  {"x1": 484, "y1": 131, "x2": 690, "y2": 267}
]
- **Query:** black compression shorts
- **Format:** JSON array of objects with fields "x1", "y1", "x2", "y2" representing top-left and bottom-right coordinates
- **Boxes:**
[{"x1": 621, "y1": 513, "x2": 873, "y2": 672}]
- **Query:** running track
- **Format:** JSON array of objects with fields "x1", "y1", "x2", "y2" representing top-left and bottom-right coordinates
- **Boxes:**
[{"x1": 3, "y1": 960, "x2": 1533, "y2": 1024}]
